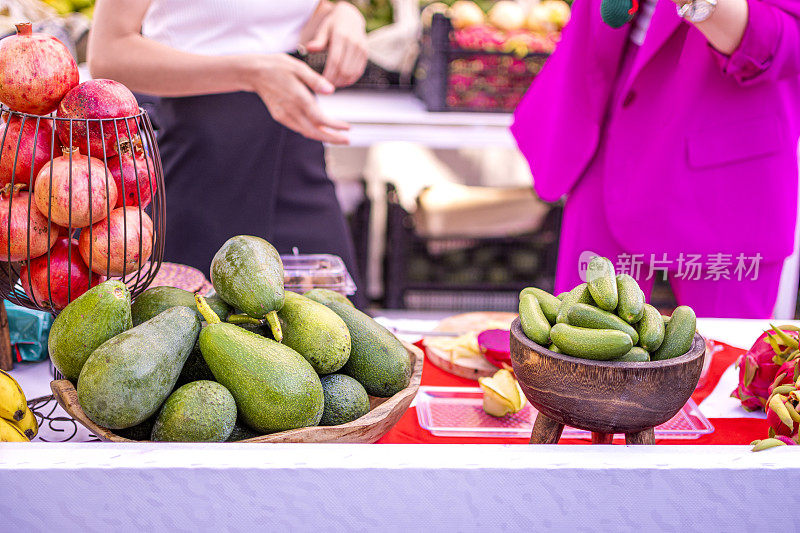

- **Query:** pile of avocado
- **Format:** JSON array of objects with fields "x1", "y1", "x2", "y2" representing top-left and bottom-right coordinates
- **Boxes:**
[
  {"x1": 518, "y1": 256, "x2": 697, "y2": 362},
  {"x1": 47, "y1": 235, "x2": 413, "y2": 442}
]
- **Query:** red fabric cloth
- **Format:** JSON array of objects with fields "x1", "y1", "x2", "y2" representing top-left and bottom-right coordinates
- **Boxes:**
[{"x1": 377, "y1": 341, "x2": 767, "y2": 445}]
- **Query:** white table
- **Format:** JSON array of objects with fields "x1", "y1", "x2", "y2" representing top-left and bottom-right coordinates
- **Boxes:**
[
  {"x1": 3, "y1": 315, "x2": 799, "y2": 531},
  {"x1": 318, "y1": 90, "x2": 515, "y2": 149}
]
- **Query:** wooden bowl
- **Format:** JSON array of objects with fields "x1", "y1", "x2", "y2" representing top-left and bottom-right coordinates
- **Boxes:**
[
  {"x1": 51, "y1": 342, "x2": 422, "y2": 444},
  {"x1": 509, "y1": 318, "x2": 706, "y2": 436}
]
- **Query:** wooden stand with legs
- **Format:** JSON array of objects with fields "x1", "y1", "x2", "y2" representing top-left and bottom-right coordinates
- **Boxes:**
[{"x1": 529, "y1": 412, "x2": 657, "y2": 446}]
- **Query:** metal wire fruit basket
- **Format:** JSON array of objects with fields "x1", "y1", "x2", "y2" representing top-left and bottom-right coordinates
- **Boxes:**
[{"x1": 0, "y1": 104, "x2": 165, "y2": 314}]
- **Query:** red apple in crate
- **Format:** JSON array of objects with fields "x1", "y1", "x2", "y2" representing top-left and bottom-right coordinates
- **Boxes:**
[
  {"x1": 20, "y1": 237, "x2": 104, "y2": 310},
  {"x1": 0, "y1": 184, "x2": 59, "y2": 261},
  {"x1": 107, "y1": 138, "x2": 157, "y2": 208},
  {"x1": 0, "y1": 23, "x2": 79, "y2": 115},
  {"x1": 56, "y1": 79, "x2": 139, "y2": 157},
  {"x1": 34, "y1": 147, "x2": 117, "y2": 228},
  {"x1": 0, "y1": 115, "x2": 59, "y2": 188},
  {"x1": 79, "y1": 206, "x2": 153, "y2": 276}
]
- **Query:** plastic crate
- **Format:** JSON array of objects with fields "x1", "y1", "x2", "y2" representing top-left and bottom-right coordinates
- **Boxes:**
[
  {"x1": 384, "y1": 184, "x2": 562, "y2": 311},
  {"x1": 302, "y1": 52, "x2": 412, "y2": 91},
  {"x1": 415, "y1": 13, "x2": 553, "y2": 112}
]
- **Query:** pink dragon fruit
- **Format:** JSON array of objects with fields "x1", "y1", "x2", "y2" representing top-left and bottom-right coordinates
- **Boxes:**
[
  {"x1": 732, "y1": 326, "x2": 800, "y2": 412},
  {"x1": 751, "y1": 373, "x2": 800, "y2": 451},
  {"x1": 768, "y1": 359, "x2": 800, "y2": 396}
]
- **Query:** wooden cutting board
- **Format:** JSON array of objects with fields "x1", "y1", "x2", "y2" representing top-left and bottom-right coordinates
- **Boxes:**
[{"x1": 423, "y1": 312, "x2": 517, "y2": 381}]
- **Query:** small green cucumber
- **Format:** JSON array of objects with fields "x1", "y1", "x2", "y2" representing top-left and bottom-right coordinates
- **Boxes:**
[
  {"x1": 614, "y1": 346, "x2": 650, "y2": 362},
  {"x1": 549, "y1": 323, "x2": 633, "y2": 360},
  {"x1": 519, "y1": 294, "x2": 551, "y2": 345},
  {"x1": 637, "y1": 304, "x2": 666, "y2": 352},
  {"x1": 651, "y1": 306, "x2": 696, "y2": 360},
  {"x1": 548, "y1": 343, "x2": 561, "y2": 353},
  {"x1": 616, "y1": 274, "x2": 645, "y2": 324},
  {"x1": 586, "y1": 256, "x2": 618, "y2": 311},
  {"x1": 556, "y1": 283, "x2": 595, "y2": 323},
  {"x1": 566, "y1": 303, "x2": 639, "y2": 345},
  {"x1": 520, "y1": 287, "x2": 561, "y2": 325}
]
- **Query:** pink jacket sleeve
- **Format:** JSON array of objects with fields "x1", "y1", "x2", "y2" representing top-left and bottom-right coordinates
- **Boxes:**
[{"x1": 712, "y1": 0, "x2": 800, "y2": 84}]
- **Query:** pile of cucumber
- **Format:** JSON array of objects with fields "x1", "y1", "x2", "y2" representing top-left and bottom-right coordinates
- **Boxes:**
[
  {"x1": 519, "y1": 256, "x2": 697, "y2": 362},
  {"x1": 47, "y1": 235, "x2": 412, "y2": 442}
]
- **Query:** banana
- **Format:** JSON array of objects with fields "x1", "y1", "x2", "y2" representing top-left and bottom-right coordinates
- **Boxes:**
[
  {"x1": 0, "y1": 369, "x2": 27, "y2": 422},
  {"x1": 9, "y1": 407, "x2": 38, "y2": 440},
  {"x1": 0, "y1": 416, "x2": 29, "y2": 442}
]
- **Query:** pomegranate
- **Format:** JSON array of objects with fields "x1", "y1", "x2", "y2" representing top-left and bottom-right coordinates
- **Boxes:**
[
  {"x1": 0, "y1": 183, "x2": 60, "y2": 261},
  {"x1": 79, "y1": 207, "x2": 153, "y2": 276},
  {"x1": 107, "y1": 138, "x2": 157, "y2": 208},
  {"x1": 0, "y1": 115, "x2": 59, "y2": 188},
  {"x1": 0, "y1": 23, "x2": 79, "y2": 115},
  {"x1": 56, "y1": 79, "x2": 139, "y2": 157},
  {"x1": 34, "y1": 147, "x2": 117, "y2": 228},
  {"x1": 20, "y1": 237, "x2": 104, "y2": 310}
]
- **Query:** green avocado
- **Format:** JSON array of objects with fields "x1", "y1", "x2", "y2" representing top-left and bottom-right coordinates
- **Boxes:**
[
  {"x1": 278, "y1": 291, "x2": 351, "y2": 375},
  {"x1": 131, "y1": 286, "x2": 231, "y2": 326},
  {"x1": 151, "y1": 381, "x2": 237, "y2": 442},
  {"x1": 48, "y1": 280, "x2": 132, "y2": 381},
  {"x1": 196, "y1": 296, "x2": 323, "y2": 433},
  {"x1": 306, "y1": 296, "x2": 411, "y2": 398},
  {"x1": 77, "y1": 306, "x2": 200, "y2": 429},
  {"x1": 210, "y1": 235, "x2": 285, "y2": 340},
  {"x1": 319, "y1": 374, "x2": 371, "y2": 426},
  {"x1": 303, "y1": 288, "x2": 354, "y2": 308},
  {"x1": 226, "y1": 423, "x2": 260, "y2": 442}
]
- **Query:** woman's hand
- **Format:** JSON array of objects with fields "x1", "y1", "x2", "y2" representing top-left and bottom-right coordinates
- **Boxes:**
[
  {"x1": 303, "y1": 2, "x2": 368, "y2": 87},
  {"x1": 241, "y1": 53, "x2": 350, "y2": 145}
]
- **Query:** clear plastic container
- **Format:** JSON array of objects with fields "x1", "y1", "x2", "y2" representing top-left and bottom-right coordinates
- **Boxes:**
[
  {"x1": 416, "y1": 386, "x2": 715, "y2": 439},
  {"x1": 281, "y1": 250, "x2": 356, "y2": 295}
]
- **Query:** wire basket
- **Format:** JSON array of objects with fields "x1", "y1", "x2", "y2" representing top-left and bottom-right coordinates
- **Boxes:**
[{"x1": 0, "y1": 104, "x2": 165, "y2": 314}]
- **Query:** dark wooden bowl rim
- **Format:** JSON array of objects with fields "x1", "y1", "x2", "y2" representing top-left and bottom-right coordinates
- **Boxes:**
[{"x1": 511, "y1": 318, "x2": 705, "y2": 369}]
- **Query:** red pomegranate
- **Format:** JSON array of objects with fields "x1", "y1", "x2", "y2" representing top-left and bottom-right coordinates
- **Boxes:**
[
  {"x1": 20, "y1": 237, "x2": 104, "y2": 310},
  {"x1": 34, "y1": 147, "x2": 117, "y2": 228},
  {"x1": 0, "y1": 184, "x2": 60, "y2": 261},
  {"x1": 0, "y1": 23, "x2": 79, "y2": 115},
  {"x1": 79, "y1": 206, "x2": 153, "y2": 276},
  {"x1": 56, "y1": 79, "x2": 139, "y2": 157},
  {"x1": 0, "y1": 115, "x2": 59, "y2": 188},
  {"x1": 107, "y1": 137, "x2": 157, "y2": 208}
]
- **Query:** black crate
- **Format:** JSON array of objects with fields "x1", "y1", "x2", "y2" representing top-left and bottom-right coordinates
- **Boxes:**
[
  {"x1": 383, "y1": 184, "x2": 562, "y2": 311},
  {"x1": 302, "y1": 52, "x2": 413, "y2": 91},
  {"x1": 415, "y1": 13, "x2": 552, "y2": 112}
]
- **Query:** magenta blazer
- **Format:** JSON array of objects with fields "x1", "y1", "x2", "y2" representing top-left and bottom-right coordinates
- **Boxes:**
[{"x1": 511, "y1": 0, "x2": 800, "y2": 261}]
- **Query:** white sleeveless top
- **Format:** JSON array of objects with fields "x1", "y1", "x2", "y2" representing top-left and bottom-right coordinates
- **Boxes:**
[{"x1": 142, "y1": 0, "x2": 320, "y2": 56}]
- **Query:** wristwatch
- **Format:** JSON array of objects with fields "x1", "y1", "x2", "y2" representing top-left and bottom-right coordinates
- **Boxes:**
[{"x1": 676, "y1": 0, "x2": 718, "y2": 23}]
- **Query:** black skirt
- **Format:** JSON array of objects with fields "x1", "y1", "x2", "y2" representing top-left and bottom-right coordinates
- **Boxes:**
[{"x1": 152, "y1": 91, "x2": 361, "y2": 302}]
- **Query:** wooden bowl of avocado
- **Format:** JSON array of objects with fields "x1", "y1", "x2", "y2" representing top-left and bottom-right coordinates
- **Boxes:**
[
  {"x1": 51, "y1": 341, "x2": 422, "y2": 444},
  {"x1": 509, "y1": 318, "x2": 706, "y2": 445}
]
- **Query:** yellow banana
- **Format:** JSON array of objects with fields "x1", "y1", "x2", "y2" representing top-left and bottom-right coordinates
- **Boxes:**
[
  {"x1": 0, "y1": 416, "x2": 29, "y2": 442},
  {"x1": 0, "y1": 369, "x2": 27, "y2": 422},
  {"x1": 9, "y1": 407, "x2": 38, "y2": 440}
]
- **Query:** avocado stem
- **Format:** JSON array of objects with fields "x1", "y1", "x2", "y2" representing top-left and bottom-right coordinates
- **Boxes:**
[
  {"x1": 265, "y1": 311, "x2": 283, "y2": 342},
  {"x1": 227, "y1": 313, "x2": 264, "y2": 326},
  {"x1": 194, "y1": 294, "x2": 221, "y2": 324}
]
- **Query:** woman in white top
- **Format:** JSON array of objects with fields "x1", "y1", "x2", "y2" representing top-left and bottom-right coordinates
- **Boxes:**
[{"x1": 88, "y1": 0, "x2": 367, "y2": 300}]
